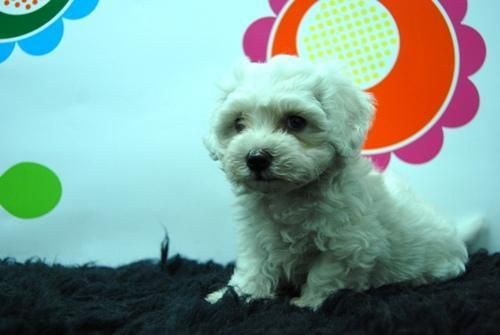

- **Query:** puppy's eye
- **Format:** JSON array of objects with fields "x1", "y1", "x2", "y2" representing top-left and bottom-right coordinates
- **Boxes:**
[
  {"x1": 234, "y1": 117, "x2": 245, "y2": 132},
  {"x1": 286, "y1": 115, "x2": 307, "y2": 131}
]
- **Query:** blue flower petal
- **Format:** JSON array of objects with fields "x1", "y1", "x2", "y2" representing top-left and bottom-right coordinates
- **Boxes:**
[
  {"x1": 63, "y1": 0, "x2": 99, "y2": 20},
  {"x1": 18, "y1": 19, "x2": 64, "y2": 56},
  {"x1": 0, "y1": 43, "x2": 15, "y2": 64}
]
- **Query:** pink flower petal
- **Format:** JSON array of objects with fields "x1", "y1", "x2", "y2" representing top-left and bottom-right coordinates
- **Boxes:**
[
  {"x1": 395, "y1": 127, "x2": 444, "y2": 164},
  {"x1": 457, "y1": 25, "x2": 487, "y2": 76},
  {"x1": 364, "y1": 153, "x2": 391, "y2": 171},
  {"x1": 440, "y1": 0, "x2": 467, "y2": 22},
  {"x1": 439, "y1": 78, "x2": 479, "y2": 128},
  {"x1": 269, "y1": 0, "x2": 288, "y2": 15},
  {"x1": 243, "y1": 17, "x2": 275, "y2": 62}
]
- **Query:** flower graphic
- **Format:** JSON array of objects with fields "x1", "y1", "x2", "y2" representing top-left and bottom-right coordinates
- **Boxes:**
[
  {"x1": 243, "y1": 0, "x2": 486, "y2": 170},
  {"x1": 0, "y1": 0, "x2": 99, "y2": 63}
]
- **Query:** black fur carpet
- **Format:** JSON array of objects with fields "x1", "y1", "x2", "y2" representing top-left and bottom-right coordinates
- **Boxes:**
[{"x1": 1, "y1": 237, "x2": 500, "y2": 335}]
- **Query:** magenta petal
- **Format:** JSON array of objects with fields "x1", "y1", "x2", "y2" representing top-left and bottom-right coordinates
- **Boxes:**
[
  {"x1": 440, "y1": 0, "x2": 467, "y2": 22},
  {"x1": 364, "y1": 153, "x2": 391, "y2": 171},
  {"x1": 243, "y1": 17, "x2": 275, "y2": 62},
  {"x1": 395, "y1": 127, "x2": 444, "y2": 164},
  {"x1": 458, "y1": 26, "x2": 487, "y2": 76},
  {"x1": 439, "y1": 78, "x2": 479, "y2": 128},
  {"x1": 269, "y1": 0, "x2": 289, "y2": 15}
]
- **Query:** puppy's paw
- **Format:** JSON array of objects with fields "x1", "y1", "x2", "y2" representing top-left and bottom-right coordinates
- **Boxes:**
[
  {"x1": 205, "y1": 287, "x2": 228, "y2": 304},
  {"x1": 290, "y1": 295, "x2": 324, "y2": 311}
]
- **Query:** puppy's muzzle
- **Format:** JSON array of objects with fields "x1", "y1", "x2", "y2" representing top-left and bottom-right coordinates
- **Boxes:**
[{"x1": 246, "y1": 149, "x2": 273, "y2": 173}]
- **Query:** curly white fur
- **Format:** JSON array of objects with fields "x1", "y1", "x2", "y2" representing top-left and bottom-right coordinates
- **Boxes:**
[{"x1": 204, "y1": 56, "x2": 481, "y2": 310}]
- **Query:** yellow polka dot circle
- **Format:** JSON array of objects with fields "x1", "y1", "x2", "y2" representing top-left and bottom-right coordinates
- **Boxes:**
[{"x1": 297, "y1": 0, "x2": 400, "y2": 89}]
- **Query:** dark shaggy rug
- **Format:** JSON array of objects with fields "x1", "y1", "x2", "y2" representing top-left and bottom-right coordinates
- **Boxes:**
[{"x1": 1, "y1": 237, "x2": 500, "y2": 335}]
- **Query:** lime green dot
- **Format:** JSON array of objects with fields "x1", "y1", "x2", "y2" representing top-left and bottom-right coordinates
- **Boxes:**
[{"x1": 0, "y1": 162, "x2": 62, "y2": 219}]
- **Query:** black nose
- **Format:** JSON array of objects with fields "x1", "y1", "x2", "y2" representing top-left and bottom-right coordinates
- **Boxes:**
[{"x1": 246, "y1": 149, "x2": 272, "y2": 172}]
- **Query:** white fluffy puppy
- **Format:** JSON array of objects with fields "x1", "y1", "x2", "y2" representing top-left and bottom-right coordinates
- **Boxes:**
[{"x1": 205, "y1": 55, "x2": 481, "y2": 310}]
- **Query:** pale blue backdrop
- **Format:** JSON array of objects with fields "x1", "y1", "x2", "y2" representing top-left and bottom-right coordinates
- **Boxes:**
[{"x1": 0, "y1": 0, "x2": 498, "y2": 265}]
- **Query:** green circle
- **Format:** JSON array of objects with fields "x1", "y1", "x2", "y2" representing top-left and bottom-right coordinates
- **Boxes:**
[{"x1": 0, "y1": 162, "x2": 62, "y2": 219}]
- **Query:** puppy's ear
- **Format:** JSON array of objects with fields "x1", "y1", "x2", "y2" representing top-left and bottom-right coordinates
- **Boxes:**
[
  {"x1": 205, "y1": 58, "x2": 252, "y2": 161},
  {"x1": 203, "y1": 132, "x2": 220, "y2": 161},
  {"x1": 339, "y1": 86, "x2": 375, "y2": 156},
  {"x1": 318, "y1": 64, "x2": 375, "y2": 157}
]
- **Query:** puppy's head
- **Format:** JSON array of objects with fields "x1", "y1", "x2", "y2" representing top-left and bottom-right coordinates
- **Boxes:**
[{"x1": 205, "y1": 56, "x2": 374, "y2": 194}]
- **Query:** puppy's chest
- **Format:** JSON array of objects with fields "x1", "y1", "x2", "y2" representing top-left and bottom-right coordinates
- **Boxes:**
[{"x1": 263, "y1": 203, "x2": 321, "y2": 254}]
